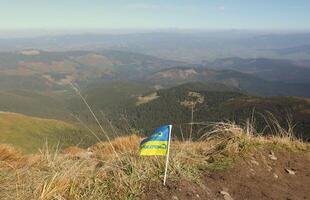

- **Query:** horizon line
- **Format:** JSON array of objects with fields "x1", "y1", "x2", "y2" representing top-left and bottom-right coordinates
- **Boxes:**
[{"x1": 1, "y1": 28, "x2": 310, "y2": 39}]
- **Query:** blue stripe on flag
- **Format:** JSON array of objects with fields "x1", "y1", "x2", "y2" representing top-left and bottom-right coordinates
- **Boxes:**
[{"x1": 140, "y1": 125, "x2": 170, "y2": 145}]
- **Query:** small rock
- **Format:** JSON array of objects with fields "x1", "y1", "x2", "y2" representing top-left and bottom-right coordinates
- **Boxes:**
[
  {"x1": 267, "y1": 165, "x2": 272, "y2": 172},
  {"x1": 268, "y1": 151, "x2": 277, "y2": 160},
  {"x1": 220, "y1": 191, "x2": 234, "y2": 200},
  {"x1": 186, "y1": 192, "x2": 192, "y2": 196},
  {"x1": 285, "y1": 169, "x2": 296, "y2": 175},
  {"x1": 196, "y1": 194, "x2": 200, "y2": 198},
  {"x1": 251, "y1": 160, "x2": 259, "y2": 165},
  {"x1": 273, "y1": 173, "x2": 279, "y2": 179},
  {"x1": 172, "y1": 195, "x2": 179, "y2": 200},
  {"x1": 250, "y1": 168, "x2": 256, "y2": 175}
]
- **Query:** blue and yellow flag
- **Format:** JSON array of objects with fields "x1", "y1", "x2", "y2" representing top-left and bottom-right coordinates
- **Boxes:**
[{"x1": 140, "y1": 125, "x2": 171, "y2": 156}]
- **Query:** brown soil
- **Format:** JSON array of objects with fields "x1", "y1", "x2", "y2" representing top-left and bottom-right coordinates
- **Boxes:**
[{"x1": 142, "y1": 149, "x2": 310, "y2": 200}]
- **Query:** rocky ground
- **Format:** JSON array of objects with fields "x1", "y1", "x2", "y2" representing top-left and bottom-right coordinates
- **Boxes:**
[{"x1": 142, "y1": 149, "x2": 310, "y2": 200}]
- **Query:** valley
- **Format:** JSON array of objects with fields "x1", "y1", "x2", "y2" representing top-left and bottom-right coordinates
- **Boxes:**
[{"x1": 0, "y1": 48, "x2": 309, "y2": 152}]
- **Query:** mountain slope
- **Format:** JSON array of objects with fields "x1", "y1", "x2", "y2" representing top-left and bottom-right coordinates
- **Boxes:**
[
  {"x1": 67, "y1": 81, "x2": 310, "y2": 140},
  {"x1": 68, "y1": 81, "x2": 153, "y2": 120},
  {"x1": 0, "y1": 112, "x2": 93, "y2": 152},
  {"x1": 0, "y1": 90, "x2": 71, "y2": 120},
  {"x1": 125, "y1": 82, "x2": 310, "y2": 140},
  {"x1": 147, "y1": 67, "x2": 310, "y2": 97},
  {"x1": 0, "y1": 50, "x2": 182, "y2": 90},
  {"x1": 204, "y1": 57, "x2": 310, "y2": 84}
]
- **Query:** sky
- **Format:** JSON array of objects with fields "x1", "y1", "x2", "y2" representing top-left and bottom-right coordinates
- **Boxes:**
[{"x1": 0, "y1": 0, "x2": 310, "y2": 31}]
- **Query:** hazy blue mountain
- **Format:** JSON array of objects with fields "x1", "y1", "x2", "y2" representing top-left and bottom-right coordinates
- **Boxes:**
[
  {"x1": 0, "y1": 50, "x2": 181, "y2": 90},
  {"x1": 204, "y1": 57, "x2": 310, "y2": 84},
  {"x1": 274, "y1": 44, "x2": 310, "y2": 55},
  {"x1": 1, "y1": 49, "x2": 309, "y2": 97},
  {"x1": 241, "y1": 33, "x2": 310, "y2": 48},
  {"x1": 147, "y1": 67, "x2": 310, "y2": 97},
  {"x1": 1, "y1": 31, "x2": 310, "y2": 61}
]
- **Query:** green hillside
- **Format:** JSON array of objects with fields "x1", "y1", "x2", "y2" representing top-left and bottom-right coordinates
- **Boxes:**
[
  {"x1": 63, "y1": 81, "x2": 310, "y2": 141},
  {"x1": 147, "y1": 67, "x2": 310, "y2": 97},
  {"x1": 125, "y1": 82, "x2": 310, "y2": 140},
  {"x1": 1, "y1": 80, "x2": 309, "y2": 142},
  {"x1": 68, "y1": 81, "x2": 153, "y2": 121},
  {"x1": 0, "y1": 90, "x2": 71, "y2": 120},
  {"x1": 0, "y1": 112, "x2": 94, "y2": 153}
]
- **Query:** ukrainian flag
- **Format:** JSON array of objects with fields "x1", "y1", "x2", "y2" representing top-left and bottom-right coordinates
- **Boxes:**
[{"x1": 140, "y1": 125, "x2": 171, "y2": 156}]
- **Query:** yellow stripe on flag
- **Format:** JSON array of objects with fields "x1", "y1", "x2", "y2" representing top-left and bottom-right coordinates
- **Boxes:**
[{"x1": 140, "y1": 141, "x2": 168, "y2": 156}]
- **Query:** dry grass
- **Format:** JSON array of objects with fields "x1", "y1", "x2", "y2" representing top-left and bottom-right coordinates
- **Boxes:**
[
  {"x1": 0, "y1": 144, "x2": 21, "y2": 162},
  {"x1": 91, "y1": 135, "x2": 140, "y2": 156},
  {"x1": 0, "y1": 120, "x2": 309, "y2": 199},
  {"x1": 62, "y1": 147, "x2": 87, "y2": 155}
]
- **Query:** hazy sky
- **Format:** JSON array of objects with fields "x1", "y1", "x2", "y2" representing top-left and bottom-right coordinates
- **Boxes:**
[{"x1": 1, "y1": 0, "x2": 309, "y2": 30}]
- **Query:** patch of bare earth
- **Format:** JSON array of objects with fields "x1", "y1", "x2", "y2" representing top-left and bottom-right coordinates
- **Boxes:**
[
  {"x1": 136, "y1": 92, "x2": 159, "y2": 105},
  {"x1": 142, "y1": 149, "x2": 310, "y2": 200}
]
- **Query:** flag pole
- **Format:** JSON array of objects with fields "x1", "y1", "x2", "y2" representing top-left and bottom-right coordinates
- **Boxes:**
[{"x1": 163, "y1": 125, "x2": 172, "y2": 186}]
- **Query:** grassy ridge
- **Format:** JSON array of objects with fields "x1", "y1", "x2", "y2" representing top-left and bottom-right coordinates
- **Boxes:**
[
  {"x1": 0, "y1": 121, "x2": 308, "y2": 199},
  {"x1": 0, "y1": 90, "x2": 72, "y2": 120},
  {"x1": 0, "y1": 112, "x2": 94, "y2": 153}
]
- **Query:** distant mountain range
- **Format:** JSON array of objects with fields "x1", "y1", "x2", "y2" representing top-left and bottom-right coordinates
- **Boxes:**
[
  {"x1": 147, "y1": 66, "x2": 310, "y2": 97},
  {"x1": 0, "y1": 49, "x2": 309, "y2": 147},
  {"x1": 0, "y1": 50, "x2": 309, "y2": 97},
  {"x1": 273, "y1": 45, "x2": 310, "y2": 55},
  {"x1": 0, "y1": 50, "x2": 181, "y2": 91},
  {"x1": 203, "y1": 57, "x2": 310, "y2": 83},
  {"x1": 1, "y1": 31, "x2": 310, "y2": 61}
]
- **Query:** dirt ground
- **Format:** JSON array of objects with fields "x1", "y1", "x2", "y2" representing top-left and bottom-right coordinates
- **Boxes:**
[{"x1": 142, "y1": 150, "x2": 310, "y2": 200}]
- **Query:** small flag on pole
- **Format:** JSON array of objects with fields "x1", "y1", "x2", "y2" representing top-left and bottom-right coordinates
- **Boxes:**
[
  {"x1": 140, "y1": 125, "x2": 172, "y2": 185},
  {"x1": 140, "y1": 125, "x2": 171, "y2": 156}
]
